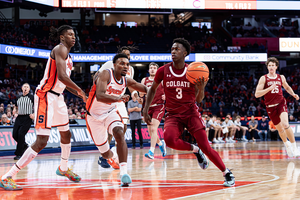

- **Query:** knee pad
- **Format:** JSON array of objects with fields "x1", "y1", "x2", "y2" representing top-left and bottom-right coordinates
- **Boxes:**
[
  {"x1": 57, "y1": 124, "x2": 69, "y2": 132},
  {"x1": 97, "y1": 141, "x2": 110, "y2": 154}
]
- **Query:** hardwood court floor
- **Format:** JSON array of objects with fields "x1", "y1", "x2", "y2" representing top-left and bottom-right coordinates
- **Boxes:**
[{"x1": 0, "y1": 141, "x2": 300, "y2": 200}]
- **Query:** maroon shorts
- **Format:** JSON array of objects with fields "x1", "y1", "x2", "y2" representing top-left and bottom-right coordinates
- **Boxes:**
[
  {"x1": 148, "y1": 104, "x2": 165, "y2": 122},
  {"x1": 266, "y1": 99, "x2": 287, "y2": 125},
  {"x1": 164, "y1": 112, "x2": 206, "y2": 134}
]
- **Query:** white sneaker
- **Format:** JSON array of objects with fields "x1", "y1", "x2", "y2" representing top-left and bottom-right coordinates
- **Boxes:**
[
  {"x1": 218, "y1": 138, "x2": 225, "y2": 143},
  {"x1": 285, "y1": 141, "x2": 295, "y2": 158},
  {"x1": 293, "y1": 146, "x2": 300, "y2": 158},
  {"x1": 225, "y1": 138, "x2": 230, "y2": 143},
  {"x1": 241, "y1": 138, "x2": 248, "y2": 142},
  {"x1": 213, "y1": 138, "x2": 220, "y2": 143},
  {"x1": 229, "y1": 138, "x2": 235, "y2": 143}
]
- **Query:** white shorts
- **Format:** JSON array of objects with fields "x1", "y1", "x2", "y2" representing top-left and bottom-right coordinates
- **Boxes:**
[
  {"x1": 34, "y1": 91, "x2": 69, "y2": 136},
  {"x1": 115, "y1": 101, "x2": 129, "y2": 124},
  {"x1": 86, "y1": 110, "x2": 124, "y2": 146}
]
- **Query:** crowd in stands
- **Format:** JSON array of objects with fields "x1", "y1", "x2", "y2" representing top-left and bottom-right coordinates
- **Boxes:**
[{"x1": 0, "y1": 21, "x2": 229, "y2": 53}]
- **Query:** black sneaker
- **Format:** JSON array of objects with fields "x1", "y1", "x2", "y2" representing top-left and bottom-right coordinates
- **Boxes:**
[
  {"x1": 13, "y1": 156, "x2": 21, "y2": 160},
  {"x1": 98, "y1": 157, "x2": 110, "y2": 168},
  {"x1": 223, "y1": 169, "x2": 235, "y2": 187},
  {"x1": 193, "y1": 149, "x2": 209, "y2": 170}
]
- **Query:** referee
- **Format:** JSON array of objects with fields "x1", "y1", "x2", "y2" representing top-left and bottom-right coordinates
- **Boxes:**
[{"x1": 13, "y1": 83, "x2": 34, "y2": 160}]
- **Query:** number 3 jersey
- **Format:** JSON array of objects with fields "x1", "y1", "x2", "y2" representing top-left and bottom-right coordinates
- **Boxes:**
[
  {"x1": 263, "y1": 74, "x2": 284, "y2": 106},
  {"x1": 154, "y1": 62, "x2": 198, "y2": 117}
]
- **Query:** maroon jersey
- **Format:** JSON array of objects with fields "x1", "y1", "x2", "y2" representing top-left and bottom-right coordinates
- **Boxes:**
[
  {"x1": 154, "y1": 62, "x2": 198, "y2": 116},
  {"x1": 263, "y1": 74, "x2": 284, "y2": 106},
  {"x1": 144, "y1": 77, "x2": 164, "y2": 106}
]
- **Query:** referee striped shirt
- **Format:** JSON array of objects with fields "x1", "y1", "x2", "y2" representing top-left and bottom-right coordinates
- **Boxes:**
[{"x1": 17, "y1": 94, "x2": 34, "y2": 115}]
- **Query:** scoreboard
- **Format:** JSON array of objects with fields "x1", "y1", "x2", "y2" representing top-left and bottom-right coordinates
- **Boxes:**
[{"x1": 61, "y1": 0, "x2": 300, "y2": 10}]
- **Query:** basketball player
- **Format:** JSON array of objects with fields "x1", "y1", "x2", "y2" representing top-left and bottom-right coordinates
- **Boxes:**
[
  {"x1": 255, "y1": 57, "x2": 300, "y2": 157},
  {"x1": 0, "y1": 25, "x2": 86, "y2": 190},
  {"x1": 140, "y1": 62, "x2": 167, "y2": 159},
  {"x1": 96, "y1": 45, "x2": 137, "y2": 168},
  {"x1": 86, "y1": 53, "x2": 148, "y2": 186},
  {"x1": 143, "y1": 38, "x2": 235, "y2": 187}
]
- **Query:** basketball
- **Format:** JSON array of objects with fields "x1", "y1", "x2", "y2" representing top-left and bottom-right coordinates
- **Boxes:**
[{"x1": 186, "y1": 62, "x2": 209, "y2": 83}]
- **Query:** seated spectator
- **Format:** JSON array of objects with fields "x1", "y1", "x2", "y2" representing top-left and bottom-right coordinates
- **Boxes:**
[
  {"x1": 6, "y1": 111, "x2": 12, "y2": 122},
  {"x1": 114, "y1": 34, "x2": 120, "y2": 44},
  {"x1": 211, "y1": 44, "x2": 218, "y2": 52},
  {"x1": 0, "y1": 106, "x2": 4, "y2": 118},
  {"x1": 246, "y1": 22, "x2": 252, "y2": 26},
  {"x1": 127, "y1": 38, "x2": 134, "y2": 45},
  {"x1": 108, "y1": 35, "x2": 114, "y2": 43},
  {"x1": 156, "y1": 30, "x2": 163, "y2": 38},
  {"x1": 259, "y1": 43, "x2": 265, "y2": 51},
  {"x1": 1, "y1": 114, "x2": 11, "y2": 126},
  {"x1": 289, "y1": 115, "x2": 296, "y2": 122},
  {"x1": 258, "y1": 116, "x2": 269, "y2": 141},
  {"x1": 234, "y1": 115, "x2": 248, "y2": 142},
  {"x1": 248, "y1": 115, "x2": 258, "y2": 142},
  {"x1": 222, "y1": 116, "x2": 234, "y2": 143},
  {"x1": 207, "y1": 115, "x2": 223, "y2": 143},
  {"x1": 269, "y1": 120, "x2": 279, "y2": 141}
]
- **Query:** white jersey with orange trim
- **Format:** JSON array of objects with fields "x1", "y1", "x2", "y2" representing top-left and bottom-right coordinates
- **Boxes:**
[
  {"x1": 99, "y1": 61, "x2": 134, "y2": 95},
  {"x1": 37, "y1": 54, "x2": 72, "y2": 94},
  {"x1": 86, "y1": 69, "x2": 126, "y2": 120}
]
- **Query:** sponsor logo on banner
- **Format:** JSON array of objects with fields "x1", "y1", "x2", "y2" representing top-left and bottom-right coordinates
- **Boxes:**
[
  {"x1": 195, "y1": 53, "x2": 267, "y2": 62},
  {"x1": 279, "y1": 38, "x2": 300, "y2": 52},
  {"x1": 5, "y1": 46, "x2": 35, "y2": 56}
]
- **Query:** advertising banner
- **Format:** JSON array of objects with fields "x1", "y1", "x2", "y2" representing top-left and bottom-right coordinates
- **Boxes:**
[
  {"x1": 279, "y1": 38, "x2": 300, "y2": 52},
  {"x1": 0, "y1": 125, "x2": 164, "y2": 151},
  {"x1": 0, "y1": 44, "x2": 267, "y2": 63}
]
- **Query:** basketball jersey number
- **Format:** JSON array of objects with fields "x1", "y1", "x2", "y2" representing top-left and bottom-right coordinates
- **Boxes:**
[
  {"x1": 176, "y1": 88, "x2": 182, "y2": 99},
  {"x1": 271, "y1": 86, "x2": 279, "y2": 93}
]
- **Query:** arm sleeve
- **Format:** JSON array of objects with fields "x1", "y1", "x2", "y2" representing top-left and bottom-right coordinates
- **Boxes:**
[
  {"x1": 98, "y1": 61, "x2": 113, "y2": 72},
  {"x1": 130, "y1": 66, "x2": 134, "y2": 79},
  {"x1": 138, "y1": 103, "x2": 142, "y2": 108},
  {"x1": 154, "y1": 66, "x2": 164, "y2": 84}
]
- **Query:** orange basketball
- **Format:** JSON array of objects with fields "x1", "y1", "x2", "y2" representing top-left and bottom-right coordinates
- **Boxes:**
[{"x1": 186, "y1": 62, "x2": 209, "y2": 83}]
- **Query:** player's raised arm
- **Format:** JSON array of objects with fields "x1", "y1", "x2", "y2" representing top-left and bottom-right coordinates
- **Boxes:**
[
  {"x1": 54, "y1": 46, "x2": 86, "y2": 102},
  {"x1": 255, "y1": 76, "x2": 275, "y2": 98},
  {"x1": 194, "y1": 77, "x2": 209, "y2": 103},
  {"x1": 281, "y1": 75, "x2": 299, "y2": 100},
  {"x1": 95, "y1": 70, "x2": 124, "y2": 103}
]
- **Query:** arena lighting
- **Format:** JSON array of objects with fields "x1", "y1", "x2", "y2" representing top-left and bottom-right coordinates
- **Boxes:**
[{"x1": 0, "y1": 44, "x2": 268, "y2": 62}]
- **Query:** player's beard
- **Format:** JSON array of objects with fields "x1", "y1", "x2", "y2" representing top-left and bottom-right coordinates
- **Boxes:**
[{"x1": 121, "y1": 72, "x2": 126, "y2": 76}]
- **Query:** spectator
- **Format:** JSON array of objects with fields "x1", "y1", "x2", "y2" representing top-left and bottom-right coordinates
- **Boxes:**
[
  {"x1": 258, "y1": 116, "x2": 269, "y2": 141},
  {"x1": 6, "y1": 111, "x2": 12, "y2": 122},
  {"x1": 211, "y1": 44, "x2": 218, "y2": 52},
  {"x1": 234, "y1": 115, "x2": 248, "y2": 142},
  {"x1": 0, "y1": 106, "x2": 4, "y2": 118},
  {"x1": 248, "y1": 115, "x2": 258, "y2": 142},
  {"x1": 128, "y1": 91, "x2": 143, "y2": 149},
  {"x1": 114, "y1": 34, "x2": 120, "y2": 44},
  {"x1": 207, "y1": 115, "x2": 223, "y2": 143},
  {"x1": 127, "y1": 38, "x2": 134, "y2": 45},
  {"x1": 1, "y1": 114, "x2": 11, "y2": 126}
]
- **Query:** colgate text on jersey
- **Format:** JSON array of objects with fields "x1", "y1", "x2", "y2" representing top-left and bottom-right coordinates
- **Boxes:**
[
  {"x1": 166, "y1": 81, "x2": 191, "y2": 88},
  {"x1": 267, "y1": 81, "x2": 281, "y2": 86}
]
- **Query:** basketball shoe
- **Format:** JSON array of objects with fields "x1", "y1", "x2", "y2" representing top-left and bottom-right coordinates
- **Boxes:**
[
  {"x1": 293, "y1": 146, "x2": 300, "y2": 158},
  {"x1": 98, "y1": 157, "x2": 110, "y2": 168},
  {"x1": 159, "y1": 140, "x2": 167, "y2": 157},
  {"x1": 285, "y1": 141, "x2": 294, "y2": 158},
  {"x1": 0, "y1": 177, "x2": 22, "y2": 191},
  {"x1": 56, "y1": 166, "x2": 81, "y2": 182},
  {"x1": 223, "y1": 169, "x2": 235, "y2": 187},
  {"x1": 107, "y1": 158, "x2": 120, "y2": 169},
  {"x1": 120, "y1": 174, "x2": 132, "y2": 187},
  {"x1": 212, "y1": 138, "x2": 220, "y2": 143},
  {"x1": 194, "y1": 149, "x2": 209, "y2": 170},
  {"x1": 145, "y1": 150, "x2": 154, "y2": 160}
]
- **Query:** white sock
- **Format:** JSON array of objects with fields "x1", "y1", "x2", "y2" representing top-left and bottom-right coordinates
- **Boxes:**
[
  {"x1": 157, "y1": 141, "x2": 162, "y2": 146},
  {"x1": 284, "y1": 141, "x2": 291, "y2": 148},
  {"x1": 60, "y1": 143, "x2": 71, "y2": 171},
  {"x1": 192, "y1": 144, "x2": 199, "y2": 153},
  {"x1": 291, "y1": 142, "x2": 297, "y2": 151},
  {"x1": 120, "y1": 162, "x2": 127, "y2": 176},
  {"x1": 222, "y1": 168, "x2": 229, "y2": 176},
  {"x1": 150, "y1": 147, "x2": 155, "y2": 153},
  {"x1": 2, "y1": 147, "x2": 37, "y2": 179}
]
